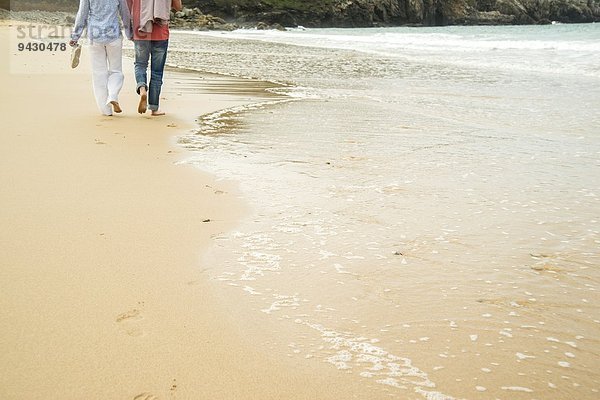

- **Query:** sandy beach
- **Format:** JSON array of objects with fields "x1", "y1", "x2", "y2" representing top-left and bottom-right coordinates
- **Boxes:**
[
  {"x1": 3, "y1": 14, "x2": 599, "y2": 400},
  {"x1": 0, "y1": 22, "x2": 372, "y2": 399}
]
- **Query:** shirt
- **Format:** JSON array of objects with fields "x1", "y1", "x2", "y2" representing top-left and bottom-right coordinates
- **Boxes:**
[
  {"x1": 127, "y1": 0, "x2": 170, "y2": 41},
  {"x1": 72, "y1": 0, "x2": 133, "y2": 44}
]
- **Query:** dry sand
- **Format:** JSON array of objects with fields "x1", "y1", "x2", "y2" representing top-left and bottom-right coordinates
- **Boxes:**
[{"x1": 0, "y1": 22, "x2": 369, "y2": 399}]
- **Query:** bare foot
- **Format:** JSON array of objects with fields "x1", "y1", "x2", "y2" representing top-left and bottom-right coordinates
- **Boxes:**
[
  {"x1": 138, "y1": 88, "x2": 147, "y2": 114},
  {"x1": 151, "y1": 110, "x2": 165, "y2": 116},
  {"x1": 110, "y1": 101, "x2": 122, "y2": 113}
]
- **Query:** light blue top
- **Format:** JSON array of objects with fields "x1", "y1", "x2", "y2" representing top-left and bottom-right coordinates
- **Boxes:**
[{"x1": 71, "y1": 0, "x2": 133, "y2": 44}]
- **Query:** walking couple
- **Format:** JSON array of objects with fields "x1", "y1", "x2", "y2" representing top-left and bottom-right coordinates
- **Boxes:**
[{"x1": 70, "y1": 0, "x2": 183, "y2": 116}]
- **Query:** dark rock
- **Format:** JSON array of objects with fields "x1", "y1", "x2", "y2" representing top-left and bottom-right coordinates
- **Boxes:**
[
  {"x1": 170, "y1": 10, "x2": 237, "y2": 31},
  {"x1": 271, "y1": 22, "x2": 287, "y2": 31},
  {"x1": 470, "y1": 10, "x2": 517, "y2": 24},
  {"x1": 186, "y1": 0, "x2": 600, "y2": 27},
  {"x1": 255, "y1": 10, "x2": 299, "y2": 27},
  {"x1": 3, "y1": 0, "x2": 599, "y2": 27},
  {"x1": 208, "y1": 15, "x2": 226, "y2": 24}
]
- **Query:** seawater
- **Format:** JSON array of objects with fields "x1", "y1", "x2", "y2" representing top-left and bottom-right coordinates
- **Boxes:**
[{"x1": 169, "y1": 24, "x2": 600, "y2": 399}]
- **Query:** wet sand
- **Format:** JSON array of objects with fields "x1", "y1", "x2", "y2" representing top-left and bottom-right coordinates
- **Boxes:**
[{"x1": 164, "y1": 27, "x2": 600, "y2": 400}]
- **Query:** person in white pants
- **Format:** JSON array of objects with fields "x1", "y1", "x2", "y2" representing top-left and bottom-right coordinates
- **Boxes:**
[
  {"x1": 70, "y1": 0, "x2": 133, "y2": 116},
  {"x1": 87, "y1": 38, "x2": 125, "y2": 115}
]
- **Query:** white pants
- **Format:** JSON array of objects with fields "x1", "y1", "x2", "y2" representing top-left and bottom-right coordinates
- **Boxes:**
[{"x1": 89, "y1": 38, "x2": 124, "y2": 116}]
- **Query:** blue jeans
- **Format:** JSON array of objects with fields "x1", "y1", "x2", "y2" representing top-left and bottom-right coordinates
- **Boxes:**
[{"x1": 134, "y1": 40, "x2": 168, "y2": 111}]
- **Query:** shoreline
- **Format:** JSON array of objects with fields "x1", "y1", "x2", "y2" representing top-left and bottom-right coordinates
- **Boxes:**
[
  {"x1": 144, "y1": 23, "x2": 600, "y2": 400},
  {"x1": 0, "y1": 22, "x2": 371, "y2": 399}
]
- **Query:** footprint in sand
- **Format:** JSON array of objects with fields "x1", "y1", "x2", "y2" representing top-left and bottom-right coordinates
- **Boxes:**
[
  {"x1": 116, "y1": 307, "x2": 145, "y2": 337},
  {"x1": 116, "y1": 308, "x2": 141, "y2": 322},
  {"x1": 133, "y1": 393, "x2": 159, "y2": 400}
]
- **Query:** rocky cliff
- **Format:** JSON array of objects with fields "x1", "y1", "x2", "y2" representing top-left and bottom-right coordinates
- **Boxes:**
[
  {"x1": 2, "y1": 0, "x2": 599, "y2": 27},
  {"x1": 186, "y1": 0, "x2": 600, "y2": 27}
]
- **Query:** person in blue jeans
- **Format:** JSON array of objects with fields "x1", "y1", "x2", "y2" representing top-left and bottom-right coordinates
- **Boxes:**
[{"x1": 127, "y1": 0, "x2": 182, "y2": 115}]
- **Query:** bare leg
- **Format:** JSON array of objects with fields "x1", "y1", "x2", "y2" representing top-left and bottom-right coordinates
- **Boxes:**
[{"x1": 138, "y1": 87, "x2": 147, "y2": 114}]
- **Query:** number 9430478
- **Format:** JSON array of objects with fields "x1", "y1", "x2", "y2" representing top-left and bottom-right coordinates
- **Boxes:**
[{"x1": 18, "y1": 42, "x2": 67, "y2": 52}]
